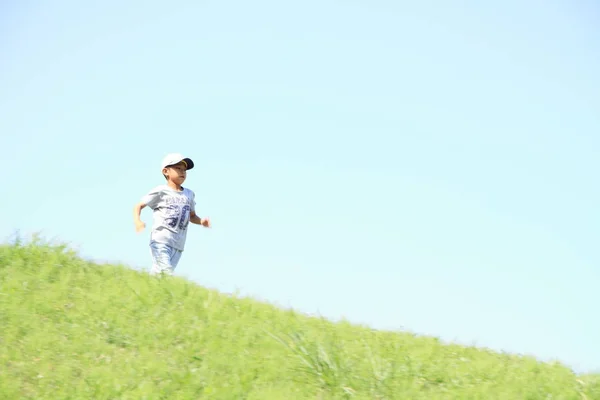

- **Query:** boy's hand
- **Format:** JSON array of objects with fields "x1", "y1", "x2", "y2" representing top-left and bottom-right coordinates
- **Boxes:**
[
  {"x1": 135, "y1": 221, "x2": 146, "y2": 233},
  {"x1": 190, "y1": 212, "x2": 211, "y2": 228}
]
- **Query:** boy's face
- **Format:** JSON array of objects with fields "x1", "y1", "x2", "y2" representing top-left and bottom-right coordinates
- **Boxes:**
[{"x1": 163, "y1": 161, "x2": 187, "y2": 184}]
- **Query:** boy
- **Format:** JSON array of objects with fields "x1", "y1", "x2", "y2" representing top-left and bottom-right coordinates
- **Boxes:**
[{"x1": 133, "y1": 153, "x2": 211, "y2": 276}]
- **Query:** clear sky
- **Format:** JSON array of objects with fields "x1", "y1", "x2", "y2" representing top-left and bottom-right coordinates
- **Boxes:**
[{"x1": 1, "y1": 0, "x2": 599, "y2": 374}]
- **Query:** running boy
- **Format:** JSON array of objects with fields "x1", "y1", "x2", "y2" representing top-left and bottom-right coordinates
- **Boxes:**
[{"x1": 133, "y1": 153, "x2": 211, "y2": 275}]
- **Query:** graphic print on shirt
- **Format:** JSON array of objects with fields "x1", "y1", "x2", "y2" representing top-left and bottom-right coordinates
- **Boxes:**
[
  {"x1": 179, "y1": 205, "x2": 190, "y2": 230},
  {"x1": 163, "y1": 195, "x2": 191, "y2": 231}
]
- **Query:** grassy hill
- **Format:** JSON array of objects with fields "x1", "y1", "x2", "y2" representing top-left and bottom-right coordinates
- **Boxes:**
[{"x1": 1, "y1": 238, "x2": 598, "y2": 399}]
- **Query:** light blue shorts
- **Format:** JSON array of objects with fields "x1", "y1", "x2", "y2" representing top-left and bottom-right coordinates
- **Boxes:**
[{"x1": 149, "y1": 241, "x2": 182, "y2": 276}]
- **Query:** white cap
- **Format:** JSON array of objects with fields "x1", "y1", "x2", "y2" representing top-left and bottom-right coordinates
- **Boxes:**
[{"x1": 161, "y1": 153, "x2": 194, "y2": 171}]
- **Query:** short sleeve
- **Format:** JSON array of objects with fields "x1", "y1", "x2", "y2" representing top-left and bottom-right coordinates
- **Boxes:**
[
  {"x1": 189, "y1": 189, "x2": 196, "y2": 213},
  {"x1": 140, "y1": 186, "x2": 163, "y2": 210}
]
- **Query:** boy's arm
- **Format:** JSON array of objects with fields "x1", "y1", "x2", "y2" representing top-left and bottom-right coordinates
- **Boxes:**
[
  {"x1": 134, "y1": 186, "x2": 163, "y2": 233},
  {"x1": 133, "y1": 202, "x2": 147, "y2": 232},
  {"x1": 189, "y1": 211, "x2": 202, "y2": 224},
  {"x1": 190, "y1": 211, "x2": 210, "y2": 227}
]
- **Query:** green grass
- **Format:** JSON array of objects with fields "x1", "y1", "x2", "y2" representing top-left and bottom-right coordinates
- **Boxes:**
[{"x1": 1, "y1": 237, "x2": 599, "y2": 399}]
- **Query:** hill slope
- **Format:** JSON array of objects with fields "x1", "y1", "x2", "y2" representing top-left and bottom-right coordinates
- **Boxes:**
[{"x1": 1, "y1": 239, "x2": 598, "y2": 399}]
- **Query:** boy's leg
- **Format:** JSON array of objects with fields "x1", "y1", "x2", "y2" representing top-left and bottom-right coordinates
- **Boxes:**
[
  {"x1": 149, "y1": 242, "x2": 181, "y2": 276},
  {"x1": 170, "y1": 248, "x2": 183, "y2": 271}
]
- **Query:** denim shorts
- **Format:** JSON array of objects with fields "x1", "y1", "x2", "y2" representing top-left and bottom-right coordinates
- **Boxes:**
[{"x1": 149, "y1": 241, "x2": 183, "y2": 276}]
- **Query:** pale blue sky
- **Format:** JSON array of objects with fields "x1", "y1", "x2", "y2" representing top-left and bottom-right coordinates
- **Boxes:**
[{"x1": 1, "y1": 1, "x2": 599, "y2": 374}]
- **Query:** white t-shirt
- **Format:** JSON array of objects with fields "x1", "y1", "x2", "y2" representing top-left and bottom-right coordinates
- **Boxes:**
[{"x1": 141, "y1": 185, "x2": 196, "y2": 251}]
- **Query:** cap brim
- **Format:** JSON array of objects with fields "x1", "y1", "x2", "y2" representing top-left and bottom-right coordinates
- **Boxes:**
[
  {"x1": 181, "y1": 158, "x2": 194, "y2": 170},
  {"x1": 165, "y1": 157, "x2": 194, "y2": 170}
]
